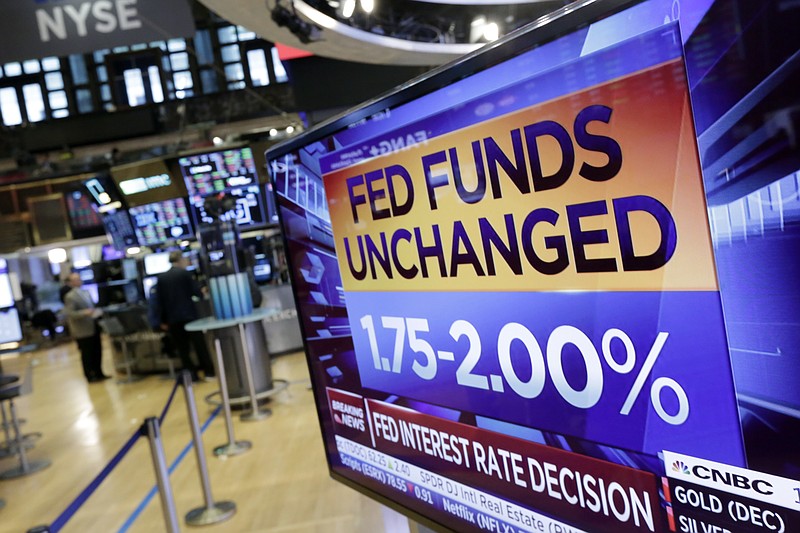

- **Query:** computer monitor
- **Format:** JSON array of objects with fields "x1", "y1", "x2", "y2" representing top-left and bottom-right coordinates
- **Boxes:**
[
  {"x1": 143, "y1": 252, "x2": 172, "y2": 276},
  {"x1": 128, "y1": 198, "x2": 193, "y2": 247},
  {"x1": 65, "y1": 187, "x2": 106, "y2": 239}
]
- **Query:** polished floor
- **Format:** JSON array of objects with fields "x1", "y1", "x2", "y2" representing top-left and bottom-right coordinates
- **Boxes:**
[{"x1": 0, "y1": 338, "x2": 387, "y2": 533}]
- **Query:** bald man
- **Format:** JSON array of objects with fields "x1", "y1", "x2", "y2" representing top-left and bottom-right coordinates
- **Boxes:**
[{"x1": 63, "y1": 273, "x2": 109, "y2": 383}]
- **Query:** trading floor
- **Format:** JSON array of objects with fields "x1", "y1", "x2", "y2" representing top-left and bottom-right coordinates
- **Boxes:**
[{"x1": 0, "y1": 341, "x2": 385, "y2": 532}]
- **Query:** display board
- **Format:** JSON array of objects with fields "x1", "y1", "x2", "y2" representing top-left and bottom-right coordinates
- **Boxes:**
[
  {"x1": 178, "y1": 146, "x2": 259, "y2": 197},
  {"x1": 267, "y1": 0, "x2": 800, "y2": 532},
  {"x1": 128, "y1": 198, "x2": 193, "y2": 247},
  {"x1": 179, "y1": 147, "x2": 267, "y2": 229},
  {"x1": 111, "y1": 159, "x2": 186, "y2": 208}
]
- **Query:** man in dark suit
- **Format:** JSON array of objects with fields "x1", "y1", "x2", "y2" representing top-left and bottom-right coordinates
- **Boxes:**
[
  {"x1": 63, "y1": 273, "x2": 109, "y2": 382},
  {"x1": 157, "y1": 251, "x2": 215, "y2": 381}
]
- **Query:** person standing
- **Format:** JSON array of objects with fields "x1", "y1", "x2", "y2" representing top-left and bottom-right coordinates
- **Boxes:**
[
  {"x1": 157, "y1": 251, "x2": 215, "y2": 381},
  {"x1": 63, "y1": 273, "x2": 109, "y2": 382}
]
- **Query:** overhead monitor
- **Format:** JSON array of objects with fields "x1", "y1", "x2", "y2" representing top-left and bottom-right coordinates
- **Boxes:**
[
  {"x1": 178, "y1": 146, "x2": 259, "y2": 198},
  {"x1": 84, "y1": 174, "x2": 125, "y2": 212},
  {"x1": 266, "y1": 1, "x2": 800, "y2": 532},
  {"x1": 65, "y1": 187, "x2": 106, "y2": 239},
  {"x1": 128, "y1": 198, "x2": 193, "y2": 248},
  {"x1": 188, "y1": 185, "x2": 267, "y2": 229},
  {"x1": 101, "y1": 208, "x2": 139, "y2": 252},
  {"x1": 111, "y1": 159, "x2": 186, "y2": 208}
]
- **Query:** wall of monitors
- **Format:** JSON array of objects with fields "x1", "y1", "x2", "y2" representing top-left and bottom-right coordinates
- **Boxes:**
[
  {"x1": 266, "y1": 0, "x2": 800, "y2": 532},
  {"x1": 128, "y1": 197, "x2": 193, "y2": 247}
]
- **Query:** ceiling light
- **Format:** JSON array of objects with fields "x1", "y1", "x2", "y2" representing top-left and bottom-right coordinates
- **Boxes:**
[
  {"x1": 360, "y1": 0, "x2": 374, "y2": 14},
  {"x1": 126, "y1": 247, "x2": 141, "y2": 255},
  {"x1": 213, "y1": 136, "x2": 224, "y2": 145},
  {"x1": 286, "y1": 125, "x2": 295, "y2": 134},
  {"x1": 48, "y1": 248, "x2": 67, "y2": 264},
  {"x1": 342, "y1": 0, "x2": 355, "y2": 17},
  {"x1": 269, "y1": 128, "x2": 278, "y2": 136},
  {"x1": 484, "y1": 22, "x2": 500, "y2": 41}
]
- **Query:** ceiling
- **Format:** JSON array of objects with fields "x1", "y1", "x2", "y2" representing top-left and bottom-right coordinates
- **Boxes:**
[{"x1": 197, "y1": 0, "x2": 569, "y2": 66}]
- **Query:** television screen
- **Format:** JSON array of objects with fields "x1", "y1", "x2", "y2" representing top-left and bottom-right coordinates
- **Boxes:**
[
  {"x1": 143, "y1": 252, "x2": 172, "y2": 276},
  {"x1": 65, "y1": 187, "x2": 105, "y2": 238},
  {"x1": 178, "y1": 146, "x2": 259, "y2": 197},
  {"x1": 122, "y1": 258, "x2": 139, "y2": 280},
  {"x1": 0, "y1": 307, "x2": 22, "y2": 345},
  {"x1": 84, "y1": 174, "x2": 125, "y2": 212},
  {"x1": 101, "y1": 208, "x2": 139, "y2": 252},
  {"x1": 188, "y1": 185, "x2": 267, "y2": 229},
  {"x1": 110, "y1": 159, "x2": 186, "y2": 208},
  {"x1": 128, "y1": 198, "x2": 193, "y2": 248},
  {"x1": 267, "y1": 1, "x2": 800, "y2": 531}
]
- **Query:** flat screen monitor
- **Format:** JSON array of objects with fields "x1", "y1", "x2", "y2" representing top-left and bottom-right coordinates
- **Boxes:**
[
  {"x1": 0, "y1": 307, "x2": 22, "y2": 345},
  {"x1": 65, "y1": 187, "x2": 105, "y2": 239},
  {"x1": 266, "y1": 1, "x2": 800, "y2": 531},
  {"x1": 0, "y1": 273, "x2": 13, "y2": 308},
  {"x1": 144, "y1": 252, "x2": 172, "y2": 276},
  {"x1": 128, "y1": 198, "x2": 193, "y2": 248},
  {"x1": 178, "y1": 146, "x2": 259, "y2": 197},
  {"x1": 111, "y1": 159, "x2": 186, "y2": 208},
  {"x1": 84, "y1": 174, "x2": 125, "y2": 212},
  {"x1": 102, "y1": 208, "x2": 139, "y2": 252},
  {"x1": 189, "y1": 185, "x2": 267, "y2": 229}
]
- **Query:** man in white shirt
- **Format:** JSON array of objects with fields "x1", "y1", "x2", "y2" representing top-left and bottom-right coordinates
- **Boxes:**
[{"x1": 63, "y1": 273, "x2": 109, "y2": 383}]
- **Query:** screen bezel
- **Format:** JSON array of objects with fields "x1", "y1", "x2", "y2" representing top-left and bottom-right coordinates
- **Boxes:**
[{"x1": 266, "y1": 0, "x2": 653, "y2": 530}]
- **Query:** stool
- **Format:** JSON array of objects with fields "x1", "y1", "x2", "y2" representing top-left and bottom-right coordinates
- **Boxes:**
[
  {"x1": 99, "y1": 318, "x2": 143, "y2": 384},
  {"x1": 0, "y1": 365, "x2": 50, "y2": 480}
]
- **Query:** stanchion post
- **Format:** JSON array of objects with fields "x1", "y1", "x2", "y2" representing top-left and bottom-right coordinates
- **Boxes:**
[
  {"x1": 237, "y1": 323, "x2": 270, "y2": 422},
  {"x1": 179, "y1": 371, "x2": 236, "y2": 526},
  {"x1": 211, "y1": 338, "x2": 251, "y2": 456},
  {"x1": 144, "y1": 417, "x2": 180, "y2": 533}
]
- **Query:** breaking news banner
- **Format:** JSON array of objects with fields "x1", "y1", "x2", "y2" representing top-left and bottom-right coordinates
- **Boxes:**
[
  {"x1": 662, "y1": 451, "x2": 800, "y2": 533},
  {"x1": 328, "y1": 388, "x2": 666, "y2": 533}
]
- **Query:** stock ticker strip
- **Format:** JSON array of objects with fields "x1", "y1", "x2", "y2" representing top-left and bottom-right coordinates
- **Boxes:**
[{"x1": 117, "y1": 405, "x2": 221, "y2": 533}]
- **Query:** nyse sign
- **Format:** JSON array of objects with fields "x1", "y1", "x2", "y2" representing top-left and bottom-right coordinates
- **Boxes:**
[
  {"x1": 36, "y1": 0, "x2": 143, "y2": 42},
  {"x1": 0, "y1": 0, "x2": 195, "y2": 63}
]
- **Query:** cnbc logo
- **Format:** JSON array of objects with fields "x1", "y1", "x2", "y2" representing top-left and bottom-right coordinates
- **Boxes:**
[{"x1": 672, "y1": 461, "x2": 690, "y2": 475}]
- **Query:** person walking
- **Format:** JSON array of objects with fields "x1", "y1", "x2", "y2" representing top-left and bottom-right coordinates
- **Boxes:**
[
  {"x1": 157, "y1": 251, "x2": 216, "y2": 381},
  {"x1": 63, "y1": 273, "x2": 109, "y2": 382}
]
